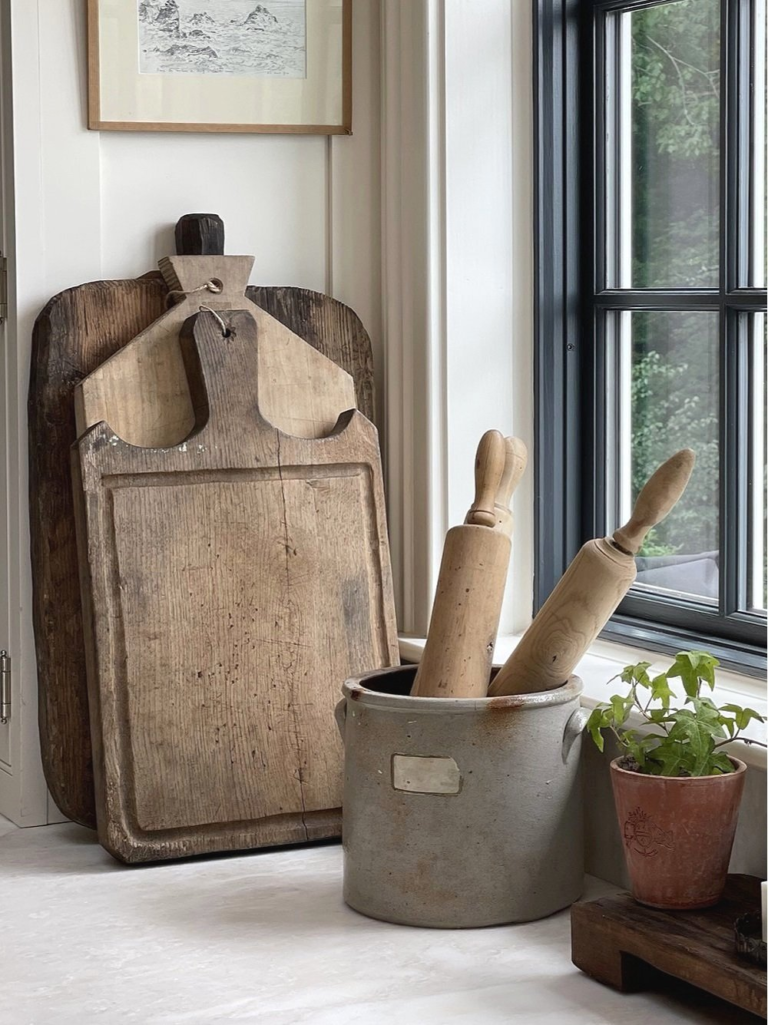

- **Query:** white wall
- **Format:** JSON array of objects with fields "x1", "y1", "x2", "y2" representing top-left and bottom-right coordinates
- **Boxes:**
[{"x1": 4, "y1": 0, "x2": 382, "y2": 824}]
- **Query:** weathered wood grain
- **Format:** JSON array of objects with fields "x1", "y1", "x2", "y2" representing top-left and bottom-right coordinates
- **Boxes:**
[
  {"x1": 248, "y1": 286, "x2": 376, "y2": 426},
  {"x1": 30, "y1": 278, "x2": 376, "y2": 828},
  {"x1": 571, "y1": 875, "x2": 766, "y2": 1017},
  {"x1": 29, "y1": 276, "x2": 168, "y2": 828},
  {"x1": 74, "y1": 310, "x2": 397, "y2": 862}
]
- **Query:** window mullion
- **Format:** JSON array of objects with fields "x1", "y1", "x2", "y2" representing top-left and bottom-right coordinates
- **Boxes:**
[
  {"x1": 719, "y1": 0, "x2": 752, "y2": 617},
  {"x1": 723, "y1": 0, "x2": 752, "y2": 291},
  {"x1": 720, "y1": 312, "x2": 750, "y2": 616}
]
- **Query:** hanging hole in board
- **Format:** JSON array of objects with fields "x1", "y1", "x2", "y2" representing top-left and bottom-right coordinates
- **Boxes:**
[{"x1": 206, "y1": 278, "x2": 224, "y2": 294}]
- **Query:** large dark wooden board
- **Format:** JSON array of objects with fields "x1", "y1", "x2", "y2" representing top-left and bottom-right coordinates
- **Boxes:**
[
  {"x1": 73, "y1": 311, "x2": 396, "y2": 862},
  {"x1": 30, "y1": 275, "x2": 376, "y2": 828},
  {"x1": 571, "y1": 874, "x2": 766, "y2": 1018}
]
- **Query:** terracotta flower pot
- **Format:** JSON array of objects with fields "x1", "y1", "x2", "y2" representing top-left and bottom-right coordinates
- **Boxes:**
[{"x1": 610, "y1": 756, "x2": 747, "y2": 910}]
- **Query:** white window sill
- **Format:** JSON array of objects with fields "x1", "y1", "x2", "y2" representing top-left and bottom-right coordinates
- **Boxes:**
[{"x1": 398, "y1": 633, "x2": 767, "y2": 770}]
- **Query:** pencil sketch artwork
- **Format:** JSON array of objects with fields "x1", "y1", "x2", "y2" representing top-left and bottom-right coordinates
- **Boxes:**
[{"x1": 138, "y1": 0, "x2": 306, "y2": 77}]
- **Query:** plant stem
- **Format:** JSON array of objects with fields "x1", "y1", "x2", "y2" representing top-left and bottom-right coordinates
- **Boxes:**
[{"x1": 713, "y1": 735, "x2": 768, "y2": 750}]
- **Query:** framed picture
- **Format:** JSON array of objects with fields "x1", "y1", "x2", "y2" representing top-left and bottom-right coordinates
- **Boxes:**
[{"x1": 87, "y1": 0, "x2": 351, "y2": 134}]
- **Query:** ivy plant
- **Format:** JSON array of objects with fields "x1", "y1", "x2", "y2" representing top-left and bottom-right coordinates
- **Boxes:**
[{"x1": 586, "y1": 651, "x2": 766, "y2": 777}]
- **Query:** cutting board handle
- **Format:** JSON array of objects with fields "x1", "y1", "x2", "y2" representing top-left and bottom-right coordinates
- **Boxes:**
[
  {"x1": 180, "y1": 308, "x2": 271, "y2": 437},
  {"x1": 175, "y1": 213, "x2": 225, "y2": 256}
]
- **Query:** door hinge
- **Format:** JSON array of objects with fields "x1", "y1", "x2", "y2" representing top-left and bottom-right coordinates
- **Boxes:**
[
  {"x1": 0, "y1": 650, "x2": 10, "y2": 723},
  {"x1": 0, "y1": 254, "x2": 7, "y2": 321}
]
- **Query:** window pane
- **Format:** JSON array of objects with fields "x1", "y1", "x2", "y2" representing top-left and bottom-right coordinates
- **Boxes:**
[
  {"x1": 612, "y1": 0, "x2": 721, "y2": 288},
  {"x1": 611, "y1": 310, "x2": 720, "y2": 603},
  {"x1": 750, "y1": 313, "x2": 767, "y2": 611}
]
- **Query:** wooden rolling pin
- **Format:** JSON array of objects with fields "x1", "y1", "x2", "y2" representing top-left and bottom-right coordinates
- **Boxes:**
[
  {"x1": 488, "y1": 449, "x2": 695, "y2": 696},
  {"x1": 483, "y1": 436, "x2": 528, "y2": 537},
  {"x1": 412, "y1": 431, "x2": 528, "y2": 698}
]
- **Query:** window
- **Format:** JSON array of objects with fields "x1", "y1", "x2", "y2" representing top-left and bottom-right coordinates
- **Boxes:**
[{"x1": 534, "y1": 0, "x2": 767, "y2": 674}]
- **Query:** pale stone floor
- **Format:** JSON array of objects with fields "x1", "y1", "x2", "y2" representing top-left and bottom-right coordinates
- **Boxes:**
[{"x1": 0, "y1": 816, "x2": 759, "y2": 1024}]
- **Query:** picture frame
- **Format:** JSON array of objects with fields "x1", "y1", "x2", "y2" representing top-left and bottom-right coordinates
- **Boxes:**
[{"x1": 87, "y1": 0, "x2": 352, "y2": 134}]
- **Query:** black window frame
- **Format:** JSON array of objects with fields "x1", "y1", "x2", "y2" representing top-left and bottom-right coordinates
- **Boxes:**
[{"x1": 534, "y1": 0, "x2": 767, "y2": 677}]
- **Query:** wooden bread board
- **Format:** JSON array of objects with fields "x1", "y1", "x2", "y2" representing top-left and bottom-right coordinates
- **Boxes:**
[
  {"x1": 73, "y1": 310, "x2": 397, "y2": 862},
  {"x1": 30, "y1": 276, "x2": 376, "y2": 828}
]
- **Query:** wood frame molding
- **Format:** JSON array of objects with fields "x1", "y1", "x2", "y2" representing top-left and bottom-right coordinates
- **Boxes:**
[
  {"x1": 380, "y1": 0, "x2": 447, "y2": 636},
  {"x1": 380, "y1": 0, "x2": 534, "y2": 639},
  {"x1": 87, "y1": 0, "x2": 353, "y2": 135}
]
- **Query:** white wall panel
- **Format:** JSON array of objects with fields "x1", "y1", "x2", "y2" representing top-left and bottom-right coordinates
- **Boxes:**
[
  {"x1": 381, "y1": 0, "x2": 533, "y2": 638},
  {"x1": 444, "y1": 0, "x2": 533, "y2": 635},
  {"x1": 99, "y1": 132, "x2": 329, "y2": 288}
]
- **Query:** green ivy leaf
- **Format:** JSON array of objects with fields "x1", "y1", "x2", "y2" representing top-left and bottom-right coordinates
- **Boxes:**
[
  {"x1": 720, "y1": 705, "x2": 766, "y2": 731},
  {"x1": 649, "y1": 672, "x2": 676, "y2": 708},
  {"x1": 610, "y1": 694, "x2": 633, "y2": 728},
  {"x1": 696, "y1": 655, "x2": 718, "y2": 690},
  {"x1": 709, "y1": 752, "x2": 735, "y2": 775},
  {"x1": 666, "y1": 713, "x2": 718, "y2": 775},
  {"x1": 687, "y1": 698, "x2": 727, "y2": 737},
  {"x1": 632, "y1": 662, "x2": 653, "y2": 689},
  {"x1": 667, "y1": 652, "x2": 702, "y2": 698},
  {"x1": 647, "y1": 744, "x2": 685, "y2": 777},
  {"x1": 647, "y1": 707, "x2": 672, "y2": 724},
  {"x1": 586, "y1": 707, "x2": 606, "y2": 753},
  {"x1": 721, "y1": 715, "x2": 737, "y2": 737}
]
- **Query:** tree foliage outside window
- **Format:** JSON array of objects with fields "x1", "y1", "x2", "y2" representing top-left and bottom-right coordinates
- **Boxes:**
[{"x1": 629, "y1": 0, "x2": 721, "y2": 560}]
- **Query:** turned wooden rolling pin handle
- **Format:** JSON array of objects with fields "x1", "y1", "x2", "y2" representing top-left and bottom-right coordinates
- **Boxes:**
[
  {"x1": 175, "y1": 213, "x2": 225, "y2": 256},
  {"x1": 494, "y1": 437, "x2": 528, "y2": 533},
  {"x1": 488, "y1": 447, "x2": 696, "y2": 697},
  {"x1": 465, "y1": 430, "x2": 507, "y2": 528},
  {"x1": 612, "y1": 448, "x2": 696, "y2": 556}
]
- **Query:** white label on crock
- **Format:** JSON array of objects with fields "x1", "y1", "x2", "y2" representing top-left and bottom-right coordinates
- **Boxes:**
[{"x1": 392, "y1": 755, "x2": 462, "y2": 794}]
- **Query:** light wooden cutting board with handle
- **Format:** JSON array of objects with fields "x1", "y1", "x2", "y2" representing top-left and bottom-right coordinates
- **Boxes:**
[
  {"x1": 29, "y1": 213, "x2": 377, "y2": 829},
  {"x1": 73, "y1": 309, "x2": 398, "y2": 863}
]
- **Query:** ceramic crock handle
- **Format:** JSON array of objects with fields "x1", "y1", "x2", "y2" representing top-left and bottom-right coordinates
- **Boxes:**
[
  {"x1": 562, "y1": 707, "x2": 590, "y2": 763},
  {"x1": 334, "y1": 698, "x2": 347, "y2": 742}
]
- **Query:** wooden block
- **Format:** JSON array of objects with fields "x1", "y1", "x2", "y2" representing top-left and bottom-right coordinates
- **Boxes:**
[
  {"x1": 571, "y1": 875, "x2": 766, "y2": 1018},
  {"x1": 174, "y1": 213, "x2": 225, "y2": 255}
]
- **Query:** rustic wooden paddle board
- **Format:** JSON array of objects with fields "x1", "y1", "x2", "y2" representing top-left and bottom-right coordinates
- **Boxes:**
[
  {"x1": 74, "y1": 310, "x2": 397, "y2": 862},
  {"x1": 30, "y1": 275, "x2": 376, "y2": 828}
]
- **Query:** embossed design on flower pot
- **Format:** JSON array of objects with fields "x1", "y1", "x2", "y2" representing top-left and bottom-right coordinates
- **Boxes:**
[{"x1": 623, "y1": 807, "x2": 675, "y2": 858}]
